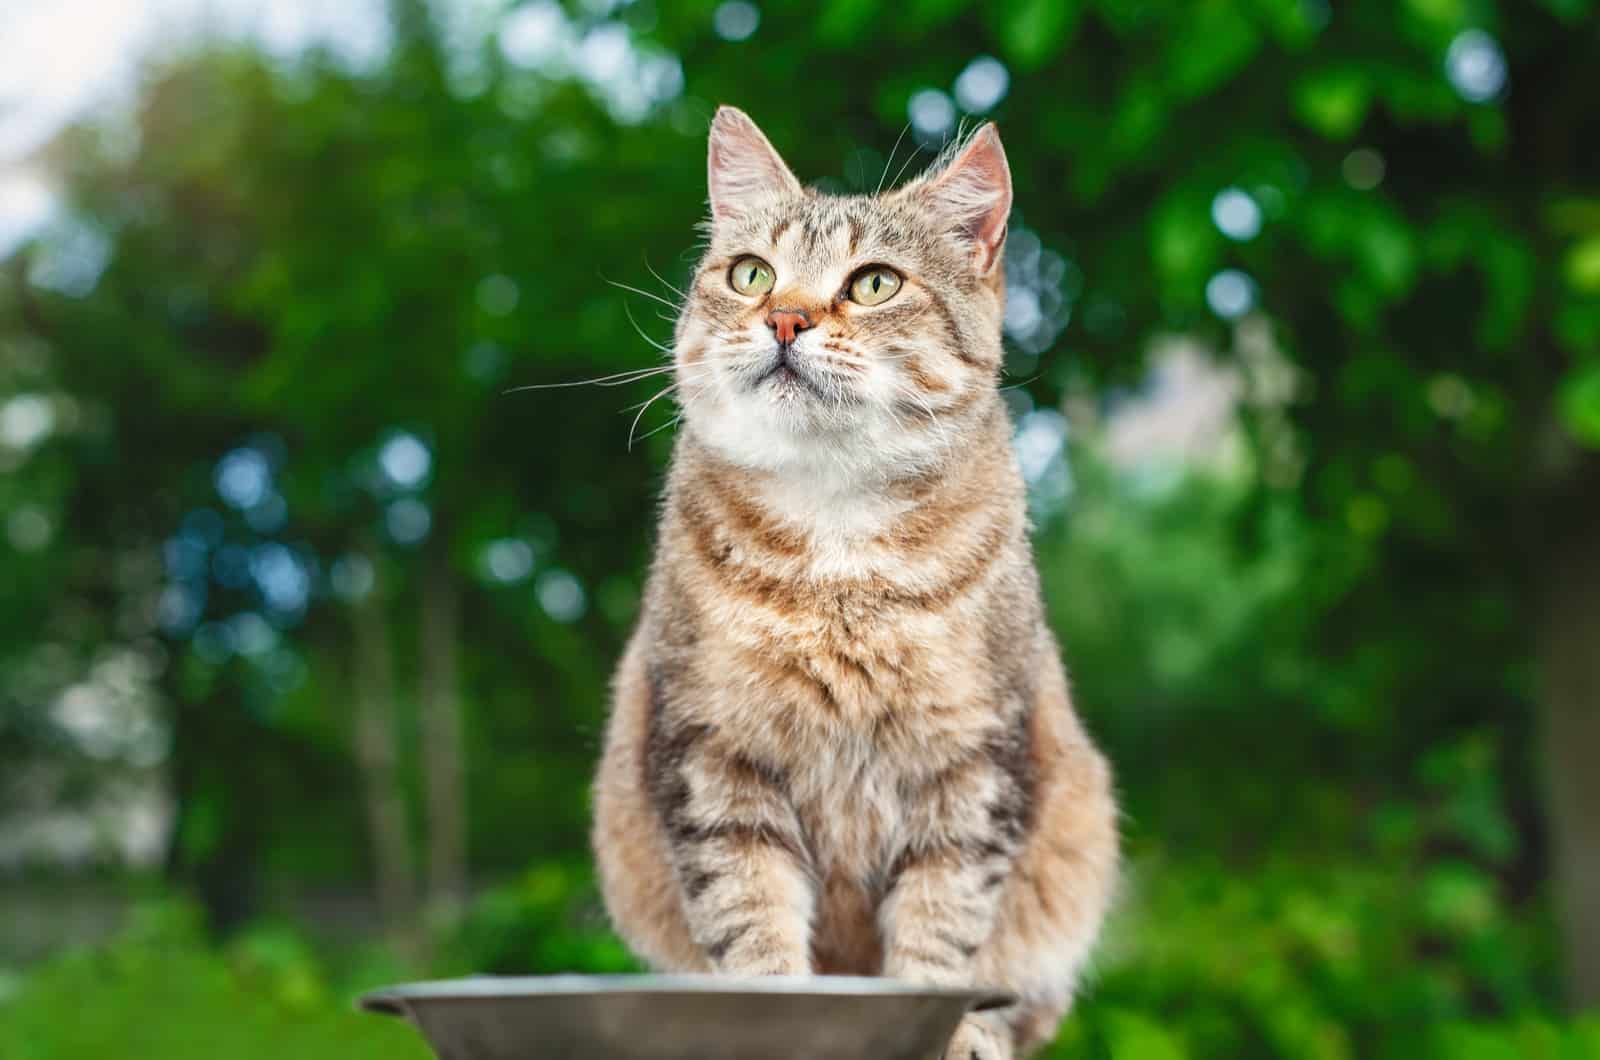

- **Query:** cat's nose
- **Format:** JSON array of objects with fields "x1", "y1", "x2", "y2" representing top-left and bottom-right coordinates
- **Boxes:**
[{"x1": 766, "y1": 308, "x2": 812, "y2": 346}]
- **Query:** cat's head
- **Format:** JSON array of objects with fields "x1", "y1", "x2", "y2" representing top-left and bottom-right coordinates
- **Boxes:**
[{"x1": 672, "y1": 106, "x2": 1011, "y2": 483}]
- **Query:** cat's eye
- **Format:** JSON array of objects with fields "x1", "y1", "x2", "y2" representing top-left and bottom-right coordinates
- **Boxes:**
[
  {"x1": 729, "y1": 256, "x2": 776, "y2": 297},
  {"x1": 848, "y1": 267, "x2": 902, "y2": 307}
]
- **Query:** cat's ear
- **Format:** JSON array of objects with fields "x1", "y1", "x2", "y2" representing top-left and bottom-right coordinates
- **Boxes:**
[
  {"x1": 911, "y1": 124, "x2": 1012, "y2": 274},
  {"x1": 708, "y1": 106, "x2": 802, "y2": 222}
]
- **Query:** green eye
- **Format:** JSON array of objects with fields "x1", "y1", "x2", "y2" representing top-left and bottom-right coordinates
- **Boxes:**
[
  {"x1": 729, "y1": 256, "x2": 775, "y2": 296},
  {"x1": 848, "y1": 267, "x2": 902, "y2": 306}
]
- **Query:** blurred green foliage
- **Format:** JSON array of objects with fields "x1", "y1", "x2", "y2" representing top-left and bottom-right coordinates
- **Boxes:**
[
  {"x1": 3, "y1": 0, "x2": 1600, "y2": 1056},
  {"x1": 0, "y1": 903, "x2": 430, "y2": 1060}
]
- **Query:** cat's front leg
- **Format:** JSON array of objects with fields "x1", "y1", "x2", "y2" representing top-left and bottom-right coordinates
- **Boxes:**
[
  {"x1": 880, "y1": 744, "x2": 1028, "y2": 1060},
  {"x1": 882, "y1": 841, "x2": 1018, "y2": 1060},
  {"x1": 649, "y1": 719, "x2": 815, "y2": 975}
]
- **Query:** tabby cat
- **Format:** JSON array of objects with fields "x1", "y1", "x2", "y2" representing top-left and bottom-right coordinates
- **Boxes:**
[{"x1": 592, "y1": 107, "x2": 1119, "y2": 1059}]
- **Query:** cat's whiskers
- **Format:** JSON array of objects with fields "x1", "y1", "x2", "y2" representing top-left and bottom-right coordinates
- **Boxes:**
[
  {"x1": 503, "y1": 363, "x2": 679, "y2": 393},
  {"x1": 634, "y1": 379, "x2": 712, "y2": 446},
  {"x1": 509, "y1": 347, "x2": 750, "y2": 397},
  {"x1": 876, "y1": 121, "x2": 914, "y2": 196},
  {"x1": 604, "y1": 277, "x2": 682, "y2": 313},
  {"x1": 642, "y1": 257, "x2": 688, "y2": 302},
  {"x1": 633, "y1": 413, "x2": 684, "y2": 445},
  {"x1": 887, "y1": 135, "x2": 927, "y2": 191},
  {"x1": 622, "y1": 301, "x2": 675, "y2": 355},
  {"x1": 627, "y1": 381, "x2": 687, "y2": 451},
  {"x1": 620, "y1": 357, "x2": 739, "y2": 445}
]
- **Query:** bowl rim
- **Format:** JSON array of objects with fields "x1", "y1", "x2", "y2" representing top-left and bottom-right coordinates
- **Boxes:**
[{"x1": 358, "y1": 974, "x2": 1014, "y2": 1016}]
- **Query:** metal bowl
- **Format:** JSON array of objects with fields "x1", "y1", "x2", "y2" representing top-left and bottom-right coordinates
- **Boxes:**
[{"x1": 358, "y1": 974, "x2": 1012, "y2": 1060}]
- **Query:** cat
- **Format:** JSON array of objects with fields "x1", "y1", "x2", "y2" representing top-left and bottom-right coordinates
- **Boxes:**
[{"x1": 592, "y1": 106, "x2": 1119, "y2": 1060}]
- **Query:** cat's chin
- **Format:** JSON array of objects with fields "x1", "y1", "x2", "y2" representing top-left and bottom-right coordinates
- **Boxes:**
[
  {"x1": 686, "y1": 395, "x2": 944, "y2": 488},
  {"x1": 693, "y1": 394, "x2": 841, "y2": 459}
]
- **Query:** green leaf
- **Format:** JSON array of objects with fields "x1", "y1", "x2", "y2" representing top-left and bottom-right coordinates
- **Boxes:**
[
  {"x1": 1107, "y1": 77, "x2": 1168, "y2": 161},
  {"x1": 1150, "y1": 193, "x2": 1222, "y2": 300},
  {"x1": 1403, "y1": 0, "x2": 1470, "y2": 32},
  {"x1": 1476, "y1": 239, "x2": 1536, "y2": 350},
  {"x1": 817, "y1": 0, "x2": 879, "y2": 45},
  {"x1": 1294, "y1": 67, "x2": 1372, "y2": 139},
  {"x1": 1358, "y1": 217, "x2": 1419, "y2": 298},
  {"x1": 999, "y1": 0, "x2": 1082, "y2": 70},
  {"x1": 1168, "y1": 3, "x2": 1262, "y2": 99},
  {"x1": 1558, "y1": 361, "x2": 1600, "y2": 446},
  {"x1": 1564, "y1": 237, "x2": 1600, "y2": 294},
  {"x1": 1422, "y1": 861, "x2": 1499, "y2": 935}
]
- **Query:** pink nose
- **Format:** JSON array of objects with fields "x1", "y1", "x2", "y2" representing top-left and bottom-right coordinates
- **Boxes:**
[{"x1": 766, "y1": 309, "x2": 811, "y2": 345}]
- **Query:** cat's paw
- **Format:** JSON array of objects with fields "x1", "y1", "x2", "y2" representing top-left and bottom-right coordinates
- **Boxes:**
[{"x1": 943, "y1": 1015, "x2": 1012, "y2": 1060}]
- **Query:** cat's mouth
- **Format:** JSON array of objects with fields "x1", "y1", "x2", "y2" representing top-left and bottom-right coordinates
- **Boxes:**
[{"x1": 753, "y1": 348, "x2": 823, "y2": 397}]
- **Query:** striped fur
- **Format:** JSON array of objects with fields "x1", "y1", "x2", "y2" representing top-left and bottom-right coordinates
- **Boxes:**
[{"x1": 592, "y1": 108, "x2": 1118, "y2": 1059}]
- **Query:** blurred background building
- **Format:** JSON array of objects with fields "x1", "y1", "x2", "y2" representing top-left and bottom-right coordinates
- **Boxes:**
[{"x1": 2, "y1": 1, "x2": 1599, "y2": 1057}]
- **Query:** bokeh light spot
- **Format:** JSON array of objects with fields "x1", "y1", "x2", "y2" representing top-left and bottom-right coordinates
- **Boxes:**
[
  {"x1": 0, "y1": 171, "x2": 56, "y2": 260},
  {"x1": 1211, "y1": 187, "x2": 1262, "y2": 241},
  {"x1": 482, "y1": 538, "x2": 535, "y2": 584},
  {"x1": 1206, "y1": 269, "x2": 1257, "y2": 319},
  {"x1": 157, "y1": 583, "x2": 204, "y2": 636},
  {"x1": 578, "y1": 23, "x2": 630, "y2": 83},
  {"x1": 7, "y1": 505, "x2": 52, "y2": 552},
  {"x1": 908, "y1": 89, "x2": 956, "y2": 140},
  {"x1": 214, "y1": 448, "x2": 272, "y2": 511},
  {"x1": 1446, "y1": 30, "x2": 1506, "y2": 103},
  {"x1": 0, "y1": 394, "x2": 54, "y2": 449},
  {"x1": 330, "y1": 553, "x2": 376, "y2": 601},
  {"x1": 251, "y1": 543, "x2": 311, "y2": 614},
  {"x1": 713, "y1": 1, "x2": 760, "y2": 42},
  {"x1": 386, "y1": 498, "x2": 432, "y2": 545},
  {"x1": 1427, "y1": 374, "x2": 1476, "y2": 419},
  {"x1": 378, "y1": 431, "x2": 432, "y2": 490},
  {"x1": 1342, "y1": 148, "x2": 1386, "y2": 190},
  {"x1": 477, "y1": 273, "x2": 520, "y2": 316},
  {"x1": 229, "y1": 613, "x2": 277, "y2": 657},
  {"x1": 26, "y1": 218, "x2": 109, "y2": 297},
  {"x1": 537, "y1": 568, "x2": 587, "y2": 622},
  {"x1": 1013, "y1": 409, "x2": 1069, "y2": 484},
  {"x1": 1004, "y1": 287, "x2": 1043, "y2": 339},
  {"x1": 954, "y1": 56, "x2": 1009, "y2": 113},
  {"x1": 498, "y1": 2, "x2": 569, "y2": 68}
]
